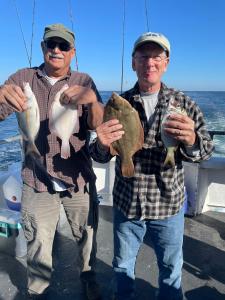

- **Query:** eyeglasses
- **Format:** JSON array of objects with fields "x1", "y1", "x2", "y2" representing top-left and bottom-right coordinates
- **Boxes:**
[
  {"x1": 45, "y1": 40, "x2": 72, "y2": 52},
  {"x1": 134, "y1": 55, "x2": 168, "y2": 63}
]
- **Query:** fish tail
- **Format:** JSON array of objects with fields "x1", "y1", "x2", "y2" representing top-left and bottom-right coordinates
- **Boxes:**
[
  {"x1": 61, "y1": 140, "x2": 71, "y2": 159},
  {"x1": 163, "y1": 148, "x2": 175, "y2": 167},
  {"x1": 25, "y1": 143, "x2": 54, "y2": 192},
  {"x1": 121, "y1": 159, "x2": 135, "y2": 178},
  {"x1": 25, "y1": 142, "x2": 41, "y2": 159}
]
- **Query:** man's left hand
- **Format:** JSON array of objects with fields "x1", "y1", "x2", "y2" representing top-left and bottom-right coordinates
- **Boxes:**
[
  {"x1": 60, "y1": 85, "x2": 97, "y2": 105},
  {"x1": 163, "y1": 113, "x2": 196, "y2": 146}
]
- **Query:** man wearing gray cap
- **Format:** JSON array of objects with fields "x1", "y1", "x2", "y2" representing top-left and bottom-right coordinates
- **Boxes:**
[
  {"x1": 90, "y1": 32, "x2": 213, "y2": 299},
  {"x1": 0, "y1": 23, "x2": 103, "y2": 299}
]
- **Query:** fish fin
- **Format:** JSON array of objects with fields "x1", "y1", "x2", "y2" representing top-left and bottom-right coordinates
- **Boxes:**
[
  {"x1": 61, "y1": 140, "x2": 71, "y2": 159},
  {"x1": 25, "y1": 143, "x2": 54, "y2": 192},
  {"x1": 121, "y1": 159, "x2": 135, "y2": 178},
  {"x1": 137, "y1": 124, "x2": 144, "y2": 149},
  {"x1": 25, "y1": 142, "x2": 41, "y2": 158},
  {"x1": 110, "y1": 145, "x2": 118, "y2": 156},
  {"x1": 163, "y1": 148, "x2": 175, "y2": 167}
]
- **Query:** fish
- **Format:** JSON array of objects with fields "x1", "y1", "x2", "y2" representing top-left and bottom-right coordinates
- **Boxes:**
[
  {"x1": 16, "y1": 82, "x2": 40, "y2": 158},
  {"x1": 161, "y1": 100, "x2": 187, "y2": 167},
  {"x1": 104, "y1": 92, "x2": 144, "y2": 177},
  {"x1": 49, "y1": 84, "x2": 80, "y2": 159},
  {"x1": 16, "y1": 82, "x2": 53, "y2": 190}
]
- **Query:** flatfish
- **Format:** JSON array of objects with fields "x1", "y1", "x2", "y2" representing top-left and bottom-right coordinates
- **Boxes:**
[
  {"x1": 49, "y1": 84, "x2": 80, "y2": 159},
  {"x1": 161, "y1": 100, "x2": 187, "y2": 166},
  {"x1": 104, "y1": 92, "x2": 144, "y2": 177}
]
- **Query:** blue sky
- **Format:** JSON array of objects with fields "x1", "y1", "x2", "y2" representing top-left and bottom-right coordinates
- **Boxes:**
[{"x1": 0, "y1": 0, "x2": 225, "y2": 91}]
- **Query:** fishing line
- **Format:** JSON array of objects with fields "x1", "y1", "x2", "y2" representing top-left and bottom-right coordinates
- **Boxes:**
[
  {"x1": 30, "y1": 0, "x2": 36, "y2": 67},
  {"x1": 120, "y1": 0, "x2": 126, "y2": 94},
  {"x1": 68, "y1": 0, "x2": 79, "y2": 71},
  {"x1": 12, "y1": 0, "x2": 32, "y2": 67}
]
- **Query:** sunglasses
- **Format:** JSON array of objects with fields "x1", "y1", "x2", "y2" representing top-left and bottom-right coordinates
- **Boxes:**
[{"x1": 45, "y1": 40, "x2": 72, "y2": 52}]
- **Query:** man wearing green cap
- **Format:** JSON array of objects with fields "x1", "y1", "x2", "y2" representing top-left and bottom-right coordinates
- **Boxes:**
[
  {"x1": 90, "y1": 32, "x2": 214, "y2": 300},
  {"x1": 0, "y1": 23, "x2": 103, "y2": 300}
]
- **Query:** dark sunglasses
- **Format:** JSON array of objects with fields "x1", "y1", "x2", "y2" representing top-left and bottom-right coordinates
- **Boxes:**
[{"x1": 45, "y1": 40, "x2": 72, "y2": 52}]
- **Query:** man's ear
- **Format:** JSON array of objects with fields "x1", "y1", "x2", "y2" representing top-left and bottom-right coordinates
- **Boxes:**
[{"x1": 41, "y1": 41, "x2": 45, "y2": 52}]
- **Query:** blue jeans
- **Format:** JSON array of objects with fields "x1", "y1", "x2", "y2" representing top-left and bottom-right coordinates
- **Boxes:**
[{"x1": 112, "y1": 206, "x2": 184, "y2": 300}]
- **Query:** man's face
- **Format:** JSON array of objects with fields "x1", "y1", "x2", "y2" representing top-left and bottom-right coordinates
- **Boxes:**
[
  {"x1": 41, "y1": 37, "x2": 75, "y2": 76},
  {"x1": 132, "y1": 43, "x2": 169, "y2": 89}
]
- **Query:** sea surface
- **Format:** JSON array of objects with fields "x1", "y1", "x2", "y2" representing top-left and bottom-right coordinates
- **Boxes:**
[{"x1": 0, "y1": 91, "x2": 225, "y2": 170}]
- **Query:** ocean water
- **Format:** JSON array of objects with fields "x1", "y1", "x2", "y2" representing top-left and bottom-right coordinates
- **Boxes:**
[{"x1": 0, "y1": 91, "x2": 225, "y2": 170}]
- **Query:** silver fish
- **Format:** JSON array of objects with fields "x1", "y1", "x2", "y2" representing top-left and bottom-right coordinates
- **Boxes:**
[
  {"x1": 16, "y1": 82, "x2": 40, "y2": 157},
  {"x1": 49, "y1": 84, "x2": 80, "y2": 159},
  {"x1": 16, "y1": 82, "x2": 53, "y2": 190},
  {"x1": 161, "y1": 100, "x2": 187, "y2": 166}
]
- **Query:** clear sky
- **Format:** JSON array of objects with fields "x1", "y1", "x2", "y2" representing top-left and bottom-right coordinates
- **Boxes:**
[{"x1": 0, "y1": 0, "x2": 224, "y2": 91}]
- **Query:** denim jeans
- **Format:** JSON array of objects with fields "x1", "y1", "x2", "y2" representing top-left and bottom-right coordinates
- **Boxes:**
[{"x1": 112, "y1": 206, "x2": 184, "y2": 300}]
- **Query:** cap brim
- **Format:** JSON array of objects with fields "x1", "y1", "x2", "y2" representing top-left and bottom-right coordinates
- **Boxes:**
[{"x1": 44, "y1": 32, "x2": 74, "y2": 45}]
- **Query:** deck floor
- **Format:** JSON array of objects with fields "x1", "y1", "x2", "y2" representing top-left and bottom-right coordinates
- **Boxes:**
[{"x1": 0, "y1": 206, "x2": 225, "y2": 300}]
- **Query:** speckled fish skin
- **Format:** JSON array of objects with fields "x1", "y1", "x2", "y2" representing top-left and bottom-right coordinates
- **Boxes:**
[
  {"x1": 161, "y1": 101, "x2": 187, "y2": 167},
  {"x1": 16, "y1": 82, "x2": 40, "y2": 156},
  {"x1": 104, "y1": 92, "x2": 144, "y2": 177},
  {"x1": 49, "y1": 84, "x2": 80, "y2": 159}
]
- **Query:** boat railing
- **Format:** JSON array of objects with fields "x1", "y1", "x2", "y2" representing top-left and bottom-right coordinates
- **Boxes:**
[
  {"x1": 0, "y1": 130, "x2": 225, "y2": 150},
  {"x1": 208, "y1": 130, "x2": 225, "y2": 139}
]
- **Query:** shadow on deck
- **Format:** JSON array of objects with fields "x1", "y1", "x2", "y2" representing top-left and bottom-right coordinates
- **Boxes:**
[{"x1": 0, "y1": 206, "x2": 224, "y2": 299}]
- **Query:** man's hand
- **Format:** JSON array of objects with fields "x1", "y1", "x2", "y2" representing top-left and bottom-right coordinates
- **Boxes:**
[
  {"x1": 60, "y1": 85, "x2": 97, "y2": 105},
  {"x1": 163, "y1": 113, "x2": 196, "y2": 146},
  {"x1": 96, "y1": 119, "x2": 125, "y2": 149},
  {"x1": 0, "y1": 84, "x2": 27, "y2": 111}
]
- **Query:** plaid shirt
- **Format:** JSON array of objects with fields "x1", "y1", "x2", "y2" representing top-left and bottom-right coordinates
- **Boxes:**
[
  {"x1": 90, "y1": 82, "x2": 214, "y2": 220},
  {"x1": 0, "y1": 65, "x2": 102, "y2": 192}
]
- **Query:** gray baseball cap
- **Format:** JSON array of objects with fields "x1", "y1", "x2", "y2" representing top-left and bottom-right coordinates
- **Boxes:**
[
  {"x1": 132, "y1": 32, "x2": 170, "y2": 56},
  {"x1": 43, "y1": 23, "x2": 75, "y2": 45}
]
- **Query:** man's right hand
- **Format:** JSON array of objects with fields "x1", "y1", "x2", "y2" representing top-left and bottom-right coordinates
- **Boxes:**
[
  {"x1": 0, "y1": 84, "x2": 27, "y2": 112},
  {"x1": 96, "y1": 119, "x2": 124, "y2": 149}
]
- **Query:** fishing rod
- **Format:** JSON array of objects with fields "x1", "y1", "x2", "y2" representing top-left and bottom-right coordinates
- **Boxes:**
[
  {"x1": 144, "y1": 0, "x2": 150, "y2": 31},
  {"x1": 68, "y1": 0, "x2": 79, "y2": 71},
  {"x1": 120, "y1": 0, "x2": 126, "y2": 94},
  {"x1": 12, "y1": 0, "x2": 36, "y2": 68}
]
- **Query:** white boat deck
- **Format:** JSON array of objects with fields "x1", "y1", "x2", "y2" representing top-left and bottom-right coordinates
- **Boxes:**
[{"x1": 0, "y1": 205, "x2": 225, "y2": 299}]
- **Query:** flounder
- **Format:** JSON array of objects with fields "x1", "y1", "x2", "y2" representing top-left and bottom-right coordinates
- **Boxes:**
[
  {"x1": 49, "y1": 84, "x2": 80, "y2": 159},
  {"x1": 161, "y1": 100, "x2": 187, "y2": 166},
  {"x1": 104, "y1": 92, "x2": 144, "y2": 177}
]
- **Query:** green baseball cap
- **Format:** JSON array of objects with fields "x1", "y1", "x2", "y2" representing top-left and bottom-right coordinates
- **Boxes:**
[
  {"x1": 43, "y1": 23, "x2": 75, "y2": 45},
  {"x1": 132, "y1": 32, "x2": 170, "y2": 56}
]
